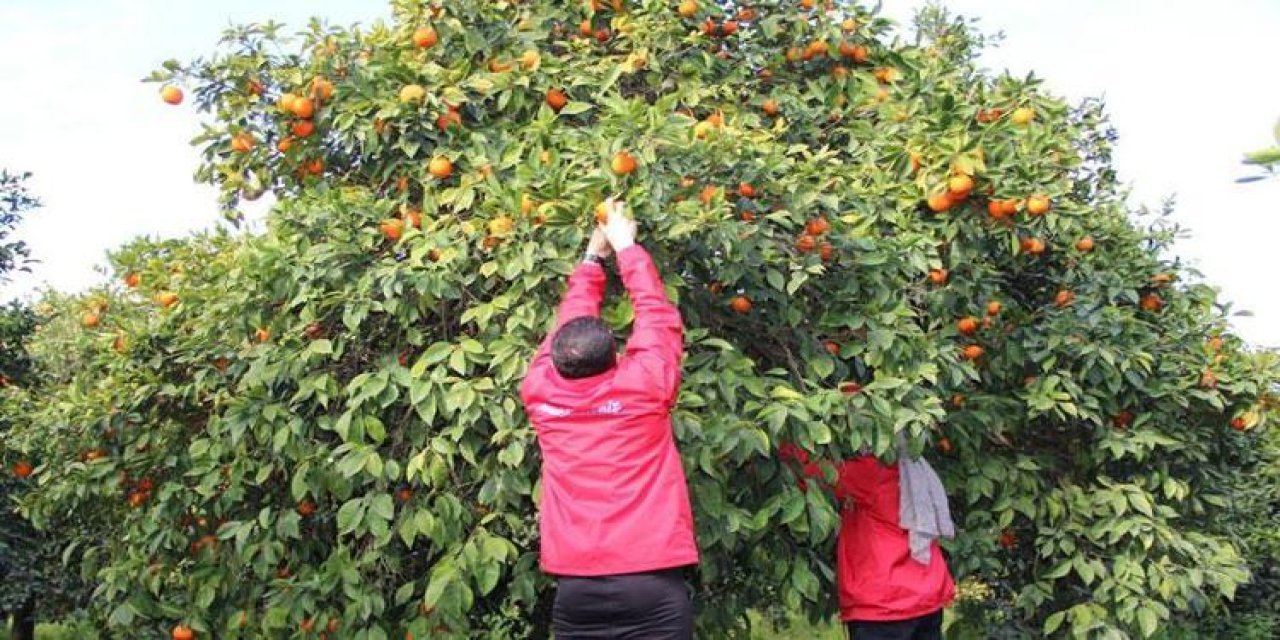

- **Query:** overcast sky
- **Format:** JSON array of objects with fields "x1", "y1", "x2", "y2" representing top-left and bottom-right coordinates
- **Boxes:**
[{"x1": 1, "y1": 1, "x2": 1277, "y2": 346}]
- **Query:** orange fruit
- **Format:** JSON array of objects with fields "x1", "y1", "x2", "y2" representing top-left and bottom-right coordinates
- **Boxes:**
[
  {"x1": 291, "y1": 120, "x2": 315, "y2": 138},
  {"x1": 1024, "y1": 238, "x2": 1045, "y2": 255},
  {"x1": 428, "y1": 156, "x2": 453, "y2": 180},
  {"x1": 380, "y1": 218, "x2": 405, "y2": 241},
  {"x1": 611, "y1": 151, "x2": 637, "y2": 175},
  {"x1": 947, "y1": 174, "x2": 974, "y2": 197},
  {"x1": 278, "y1": 92, "x2": 300, "y2": 113},
  {"x1": 156, "y1": 292, "x2": 179, "y2": 308},
  {"x1": 123, "y1": 272, "x2": 141, "y2": 288},
  {"x1": 399, "y1": 84, "x2": 426, "y2": 104},
  {"x1": 1011, "y1": 107, "x2": 1035, "y2": 126},
  {"x1": 730, "y1": 296, "x2": 752, "y2": 314},
  {"x1": 1000, "y1": 199, "x2": 1019, "y2": 216},
  {"x1": 795, "y1": 234, "x2": 817, "y2": 253},
  {"x1": 160, "y1": 85, "x2": 184, "y2": 105},
  {"x1": 956, "y1": 317, "x2": 979, "y2": 336},
  {"x1": 1231, "y1": 417, "x2": 1246, "y2": 431},
  {"x1": 254, "y1": 327, "x2": 271, "y2": 343},
  {"x1": 276, "y1": 137, "x2": 295, "y2": 153},
  {"x1": 1075, "y1": 236, "x2": 1094, "y2": 252},
  {"x1": 1207, "y1": 336, "x2": 1224, "y2": 352},
  {"x1": 290, "y1": 97, "x2": 315, "y2": 120},
  {"x1": 231, "y1": 133, "x2": 256, "y2": 153},
  {"x1": 873, "y1": 67, "x2": 900, "y2": 84},
  {"x1": 961, "y1": 345, "x2": 984, "y2": 361},
  {"x1": 82, "y1": 312, "x2": 101, "y2": 328},
  {"x1": 520, "y1": 49, "x2": 540, "y2": 70},
  {"x1": 986, "y1": 301, "x2": 1002, "y2": 316},
  {"x1": 805, "y1": 40, "x2": 829, "y2": 59},
  {"x1": 172, "y1": 625, "x2": 195, "y2": 640},
  {"x1": 937, "y1": 437, "x2": 953, "y2": 454},
  {"x1": 413, "y1": 26, "x2": 439, "y2": 48},
  {"x1": 1200, "y1": 369, "x2": 1218, "y2": 389},
  {"x1": 310, "y1": 77, "x2": 334, "y2": 102},
  {"x1": 927, "y1": 192, "x2": 954, "y2": 213},
  {"x1": 1113, "y1": 411, "x2": 1134, "y2": 429},
  {"x1": 819, "y1": 241, "x2": 834, "y2": 262},
  {"x1": 401, "y1": 207, "x2": 422, "y2": 229},
  {"x1": 300, "y1": 619, "x2": 315, "y2": 633},
  {"x1": 842, "y1": 18, "x2": 858, "y2": 32},
  {"x1": 762, "y1": 99, "x2": 780, "y2": 117},
  {"x1": 488, "y1": 215, "x2": 514, "y2": 236},
  {"x1": 1054, "y1": 290, "x2": 1075, "y2": 308},
  {"x1": 928, "y1": 268, "x2": 948, "y2": 284},
  {"x1": 987, "y1": 200, "x2": 1005, "y2": 218},
  {"x1": 112, "y1": 334, "x2": 127, "y2": 353},
  {"x1": 594, "y1": 201, "x2": 610, "y2": 224},
  {"x1": 1026, "y1": 195, "x2": 1050, "y2": 215},
  {"x1": 738, "y1": 182, "x2": 757, "y2": 199},
  {"x1": 1140, "y1": 293, "x2": 1164, "y2": 312},
  {"x1": 824, "y1": 340, "x2": 841, "y2": 356},
  {"x1": 839, "y1": 381, "x2": 862, "y2": 395},
  {"x1": 850, "y1": 45, "x2": 870, "y2": 64},
  {"x1": 998, "y1": 530, "x2": 1016, "y2": 549},
  {"x1": 698, "y1": 185, "x2": 718, "y2": 205},
  {"x1": 13, "y1": 460, "x2": 33, "y2": 478},
  {"x1": 397, "y1": 487, "x2": 414, "y2": 503},
  {"x1": 805, "y1": 217, "x2": 830, "y2": 236},
  {"x1": 677, "y1": 0, "x2": 698, "y2": 18},
  {"x1": 297, "y1": 500, "x2": 316, "y2": 517},
  {"x1": 436, "y1": 110, "x2": 463, "y2": 131}
]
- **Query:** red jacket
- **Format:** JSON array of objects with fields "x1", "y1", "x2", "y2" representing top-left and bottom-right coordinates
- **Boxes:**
[
  {"x1": 783, "y1": 447, "x2": 955, "y2": 622},
  {"x1": 521, "y1": 245, "x2": 698, "y2": 576}
]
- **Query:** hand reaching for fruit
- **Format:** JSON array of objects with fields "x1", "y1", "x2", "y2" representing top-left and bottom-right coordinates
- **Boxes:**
[
  {"x1": 587, "y1": 227, "x2": 612, "y2": 259},
  {"x1": 598, "y1": 198, "x2": 636, "y2": 251}
]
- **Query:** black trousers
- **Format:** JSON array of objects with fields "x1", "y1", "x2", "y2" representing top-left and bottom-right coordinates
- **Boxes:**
[
  {"x1": 846, "y1": 610, "x2": 943, "y2": 640},
  {"x1": 552, "y1": 568, "x2": 694, "y2": 639}
]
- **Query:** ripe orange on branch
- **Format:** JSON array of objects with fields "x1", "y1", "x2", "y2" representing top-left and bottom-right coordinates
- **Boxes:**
[{"x1": 160, "y1": 85, "x2": 183, "y2": 105}]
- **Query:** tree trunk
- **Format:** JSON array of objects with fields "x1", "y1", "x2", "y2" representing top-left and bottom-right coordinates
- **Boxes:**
[{"x1": 12, "y1": 603, "x2": 36, "y2": 640}]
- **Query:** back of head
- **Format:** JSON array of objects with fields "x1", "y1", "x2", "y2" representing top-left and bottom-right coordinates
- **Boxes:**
[{"x1": 551, "y1": 316, "x2": 616, "y2": 379}]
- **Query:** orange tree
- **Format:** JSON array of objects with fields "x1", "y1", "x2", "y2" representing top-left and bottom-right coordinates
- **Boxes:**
[
  {"x1": 1, "y1": 171, "x2": 88, "y2": 640},
  {"x1": 8, "y1": 1, "x2": 1280, "y2": 638}
]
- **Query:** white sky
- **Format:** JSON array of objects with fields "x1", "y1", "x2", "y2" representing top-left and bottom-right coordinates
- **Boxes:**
[{"x1": 1, "y1": 1, "x2": 1278, "y2": 346}]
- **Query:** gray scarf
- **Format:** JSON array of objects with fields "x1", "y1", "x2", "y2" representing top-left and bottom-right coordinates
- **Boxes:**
[{"x1": 896, "y1": 432, "x2": 956, "y2": 564}]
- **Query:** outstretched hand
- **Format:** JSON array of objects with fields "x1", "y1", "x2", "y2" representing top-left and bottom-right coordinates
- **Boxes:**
[
  {"x1": 587, "y1": 227, "x2": 612, "y2": 259},
  {"x1": 599, "y1": 198, "x2": 636, "y2": 251}
]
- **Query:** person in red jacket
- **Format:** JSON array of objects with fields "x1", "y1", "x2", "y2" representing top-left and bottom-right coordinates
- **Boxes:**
[
  {"x1": 781, "y1": 442, "x2": 956, "y2": 640},
  {"x1": 520, "y1": 199, "x2": 698, "y2": 639}
]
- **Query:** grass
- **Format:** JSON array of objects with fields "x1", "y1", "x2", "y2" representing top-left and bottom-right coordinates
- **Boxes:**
[
  {"x1": 0, "y1": 619, "x2": 94, "y2": 640},
  {"x1": 747, "y1": 610, "x2": 844, "y2": 639}
]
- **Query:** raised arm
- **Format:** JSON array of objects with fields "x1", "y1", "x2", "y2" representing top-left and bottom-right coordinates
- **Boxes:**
[
  {"x1": 528, "y1": 229, "x2": 610, "y2": 366},
  {"x1": 602, "y1": 205, "x2": 684, "y2": 404}
]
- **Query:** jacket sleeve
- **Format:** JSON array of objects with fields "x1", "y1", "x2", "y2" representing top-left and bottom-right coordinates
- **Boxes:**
[
  {"x1": 834, "y1": 456, "x2": 878, "y2": 504},
  {"x1": 616, "y1": 245, "x2": 684, "y2": 404},
  {"x1": 780, "y1": 445, "x2": 873, "y2": 503},
  {"x1": 523, "y1": 261, "x2": 606, "y2": 392}
]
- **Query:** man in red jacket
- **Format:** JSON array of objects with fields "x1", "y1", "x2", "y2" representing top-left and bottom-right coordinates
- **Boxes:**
[
  {"x1": 521, "y1": 200, "x2": 698, "y2": 639},
  {"x1": 781, "y1": 444, "x2": 955, "y2": 640}
]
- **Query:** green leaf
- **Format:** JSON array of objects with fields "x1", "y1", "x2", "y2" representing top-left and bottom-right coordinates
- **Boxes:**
[
  {"x1": 559, "y1": 101, "x2": 593, "y2": 116},
  {"x1": 1043, "y1": 611, "x2": 1066, "y2": 635},
  {"x1": 337, "y1": 498, "x2": 365, "y2": 535}
]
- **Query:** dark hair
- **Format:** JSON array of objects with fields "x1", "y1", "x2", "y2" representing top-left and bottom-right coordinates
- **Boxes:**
[{"x1": 551, "y1": 317, "x2": 616, "y2": 379}]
